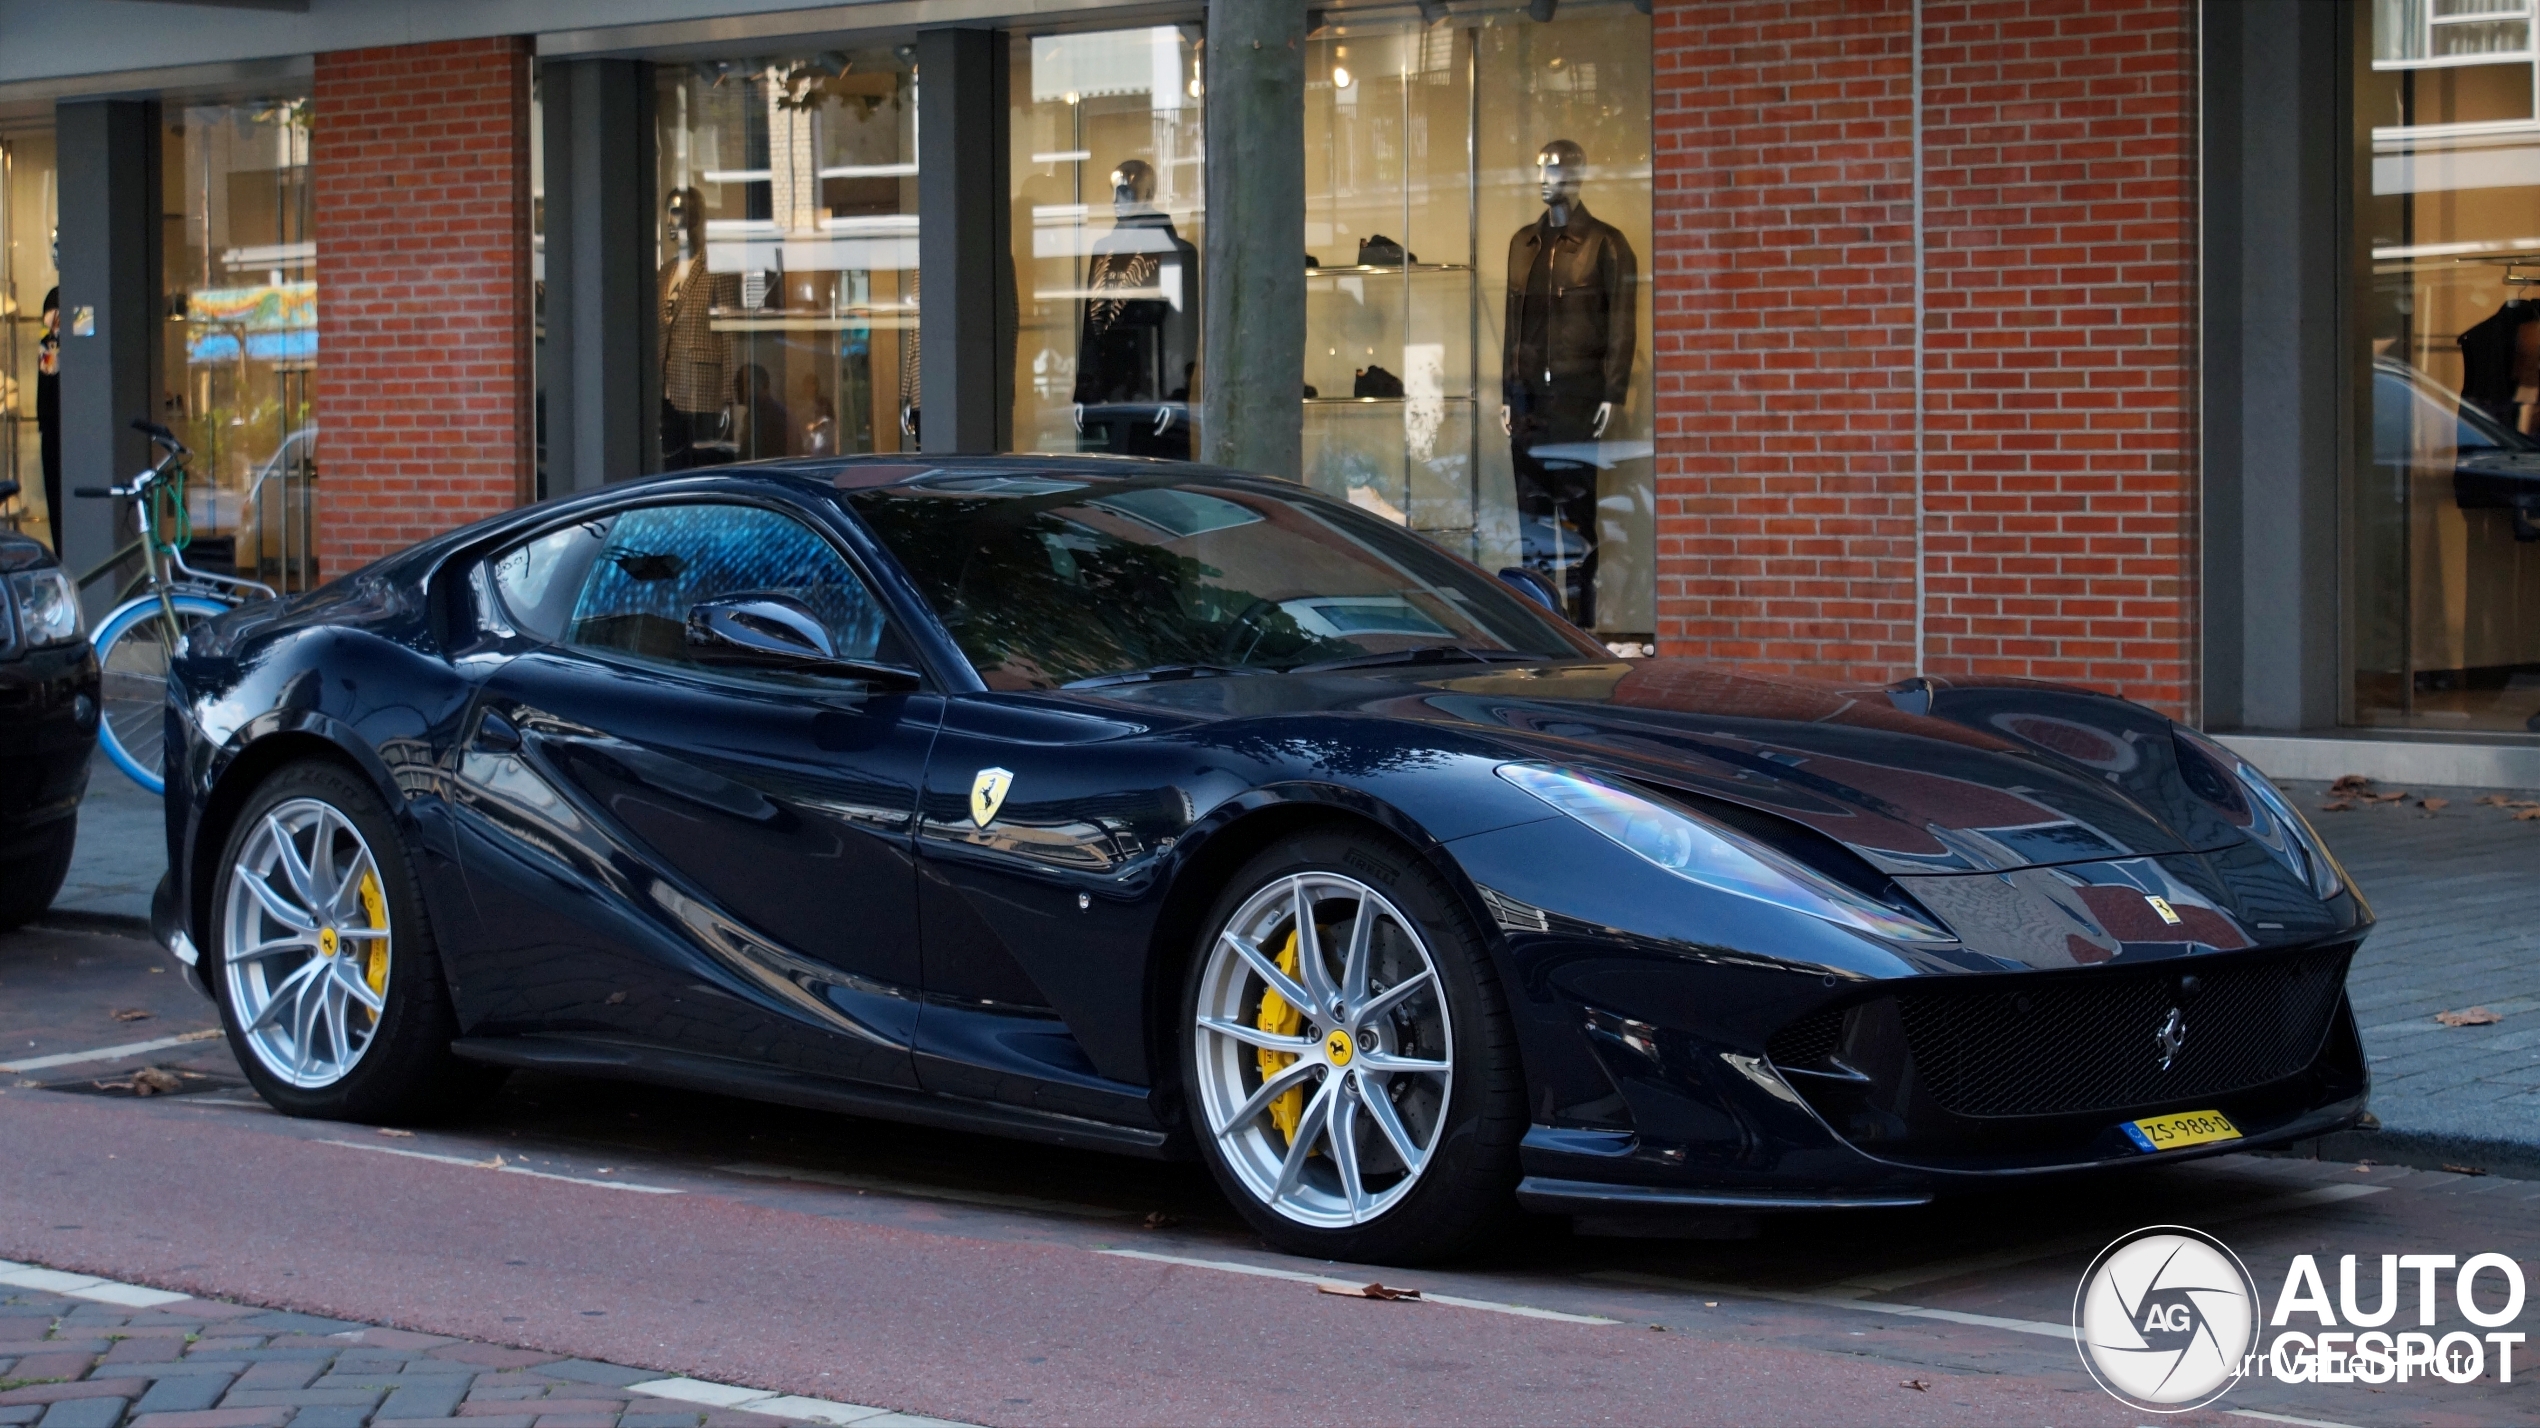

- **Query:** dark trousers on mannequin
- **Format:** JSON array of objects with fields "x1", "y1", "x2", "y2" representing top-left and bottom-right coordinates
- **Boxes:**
[
  {"x1": 661, "y1": 403, "x2": 731, "y2": 471},
  {"x1": 1509, "y1": 379, "x2": 1605, "y2": 628}
]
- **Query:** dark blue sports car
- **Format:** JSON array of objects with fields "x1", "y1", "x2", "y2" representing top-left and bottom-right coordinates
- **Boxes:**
[{"x1": 153, "y1": 456, "x2": 2371, "y2": 1262}]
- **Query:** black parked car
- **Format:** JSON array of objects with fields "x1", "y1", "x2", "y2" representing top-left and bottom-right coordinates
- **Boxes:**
[
  {"x1": 0, "y1": 508, "x2": 97, "y2": 929},
  {"x1": 154, "y1": 457, "x2": 2370, "y2": 1262}
]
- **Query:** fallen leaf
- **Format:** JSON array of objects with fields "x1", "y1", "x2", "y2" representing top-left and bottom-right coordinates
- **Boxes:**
[
  {"x1": 2320, "y1": 800, "x2": 2353, "y2": 813},
  {"x1": 1318, "y1": 1282, "x2": 1421, "y2": 1301},
  {"x1": 2331, "y1": 774, "x2": 2374, "y2": 793},
  {"x1": 2443, "y1": 1164, "x2": 2491, "y2": 1177},
  {"x1": 111, "y1": 1008, "x2": 153, "y2": 1023},
  {"x1": 2518, "y1": 808, "x2": 2540, "y2": 822},
  {"x1": 1647, "y1": 1323, "x2": 1667, "y2": 1332},
  {"x1": 1901, "y1": 1379, "x2": 1930, "y2": 1392},
  {"x1": 375, "y1": 1127, "x2": 415, "y2": 1138},
  {"x1": 2420, "y1": 797, "x2": 2449, "y2": 811},
  {"x1": 2436, "y1": 1007, "x2": 2503, "y2": 1027},
  {"x1": 604, "y1": 991, "x2": 628, "y2": 1006},
  {"x1": 1141, "y1": 1211, "x2": 1178, "y2": 1230},
  {"x1": 2372, "y1": 790, "x2": 2410, "y2": 803},
  {"x1": 2477, "y1": 794, "x2": 2510, "y2": 806},
  {"x1": 129, "y1": 1068, "x2": 183, "y2": 1096}
]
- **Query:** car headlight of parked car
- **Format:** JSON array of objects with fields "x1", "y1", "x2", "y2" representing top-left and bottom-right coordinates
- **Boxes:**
[
  {"x1": 2171, "y1": 726, "x2": 2346, "y2": 900},
  {"x1": 1495, "y1": 762, "x2": 1958, "y2": 943},
  {"x1": 9, "y1": 568, "x2": 82, "y2": 649}
]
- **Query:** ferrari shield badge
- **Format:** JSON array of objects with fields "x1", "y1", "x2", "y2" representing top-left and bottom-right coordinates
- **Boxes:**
[
  {"x1": 2144, "y1": 895, "x2": 2183, "y2": 926},
  {"x1": 970, "y1": 767, "x2": 1015, "y2": 828}
]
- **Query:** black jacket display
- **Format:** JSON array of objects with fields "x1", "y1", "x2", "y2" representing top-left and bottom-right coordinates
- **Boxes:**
[
  {"x1": 1502, "y1": 200, "x2": 1637, "y2": 405},
  {"x1": 2458, "y1": 299, "x2": 2537, "y2": 431},
  {"x1": 1075, "y1": 213, "x2": 1199, "y2": 406}
]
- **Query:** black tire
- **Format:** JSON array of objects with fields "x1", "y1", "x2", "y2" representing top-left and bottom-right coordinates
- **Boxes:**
[
  {"x1": 209, "y1": 759, "x2": 505, "y2": 1123},
  {"x1": 0, "y1": 819, "x2": 77, "y2": 932},
  {"x1": 1180, "y1": 825, "x2": 1524, "y2": 1264}
]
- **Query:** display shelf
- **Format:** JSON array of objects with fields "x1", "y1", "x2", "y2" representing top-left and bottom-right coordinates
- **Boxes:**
[
  {"x1": 1302, "y1": 394, "x2": 1478, "y2": 405},
  {"x1": 1304, "y1": 262, "x2": 1473, "y2": 277}
]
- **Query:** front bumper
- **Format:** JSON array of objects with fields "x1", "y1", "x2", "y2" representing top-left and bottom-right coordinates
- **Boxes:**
[{"x1": 152, "y1": 869, "x2": 209, "y2": 998}]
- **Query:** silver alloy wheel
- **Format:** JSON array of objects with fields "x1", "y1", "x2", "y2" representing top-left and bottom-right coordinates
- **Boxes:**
[
  {"x1": 1193, "y1": 872, "x2": 1454, "y2": 1228},
  {"x1": 222, "y1": 797, "x2": 393, "y2": 1089}
]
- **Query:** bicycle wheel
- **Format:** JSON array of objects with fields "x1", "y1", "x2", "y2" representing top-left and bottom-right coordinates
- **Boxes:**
[{"x1": 93, "y1": 594, "x2": 230, "y2": 796}]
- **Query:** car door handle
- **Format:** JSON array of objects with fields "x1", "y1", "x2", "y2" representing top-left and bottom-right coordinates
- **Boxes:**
[{"x1": 473, "y1": 710, "x2": 523, "y2": 753}]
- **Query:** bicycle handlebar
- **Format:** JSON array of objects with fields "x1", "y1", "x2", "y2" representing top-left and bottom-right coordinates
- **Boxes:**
[
  {"x1": 72, "y1": 486, "x2": 115, "y2": 499},
  {"x1": 129, "y1": 417, "x2": 189, "y2": 460}
]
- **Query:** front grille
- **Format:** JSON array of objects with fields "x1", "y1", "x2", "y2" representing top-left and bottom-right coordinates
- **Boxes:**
[
  {"x1": 1768, "y1": 1006, "x2": 1845, "y2": 1069},
  {"x1": 1895, "y1": 949, "x2": 2352, "y2": 1118}
]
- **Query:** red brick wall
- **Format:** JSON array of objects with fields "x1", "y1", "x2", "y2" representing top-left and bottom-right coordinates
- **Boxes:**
[
  {"x1": 1652, "y1": 0, "x2": 2198, "y2": 717},
  {"x1": 314, "y1": 37, "x2": 533, "y2": 574}
]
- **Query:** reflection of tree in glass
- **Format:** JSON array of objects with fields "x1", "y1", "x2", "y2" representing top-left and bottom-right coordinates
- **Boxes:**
[
  {"x1": 854, "y1": 494, "x2": 1339, "y2": 687},
  {"x1": 1189, "y1": 726, "x2": 1455, "y2": 778}
]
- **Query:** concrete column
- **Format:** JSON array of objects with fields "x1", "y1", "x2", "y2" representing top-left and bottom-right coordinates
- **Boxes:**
[
  {"x1": 542, "y1": 59, "x2": 658, "y2": 491},
  {"x1": 1199, "y1": 0, "x2": 1306, "y2": 476},
  {"x1": 2200, "y1": 0, "x2": 2347, "y2": 731},
  {"x1": 916, "y1": 28, "x2": 1011, "y2": 455},
  {"x1": 53, "y1": 100, "x2": 160, "y2": 621}
]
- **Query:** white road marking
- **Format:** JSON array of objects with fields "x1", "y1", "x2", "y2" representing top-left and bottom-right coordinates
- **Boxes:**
[
  {"x1": 1814, "y1": 1182, "x2": 2391, "y2": 1299},
  {"x1": 2226, "y1": 1410, "x2": 2368, "y2": 1428},
  {"x1": 627, "y1": 1376, "x2": 970, "y2": 1426},
  {"x1": 718, "y1": 1161, "x2": 1133, "y2": 1220},
  {"x1": 0, "y1": 1259, "x2": 192, "y2": 1308},
  {"x1": 1589, "y1": 1269, "x2": 2074, "y2": 1339},
  {"x1": 0, "y1": 1029, "x2": 224, "y2": 1074},
  {"x1": 1099, "y1": 1248, "x2": 1619, "y2": 1324},
  {"x1": 317, "y1": 1139, "x2": 681, "y2": 1194}
]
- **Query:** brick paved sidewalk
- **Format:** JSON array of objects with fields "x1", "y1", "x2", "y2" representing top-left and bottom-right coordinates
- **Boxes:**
[
  {"x1": 0, "y1": 1279, "x2": 958, "y2": 1428},
  {"x1": 2282, "y1": 777, "x2": 2540, "y2": 1171}
]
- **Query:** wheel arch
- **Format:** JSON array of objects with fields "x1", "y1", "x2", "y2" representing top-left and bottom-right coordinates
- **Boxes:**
[
  {"x1": 1138, "y1": 784, "x2": 1504, "y2": 1152},
  {"x1": 188, "y1": 719, "x2": 402, "y2": 952}
]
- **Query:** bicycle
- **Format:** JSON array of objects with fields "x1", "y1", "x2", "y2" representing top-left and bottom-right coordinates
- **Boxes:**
[{"x1": 75, "y1": 419, "x2": 276, "y2": 795}]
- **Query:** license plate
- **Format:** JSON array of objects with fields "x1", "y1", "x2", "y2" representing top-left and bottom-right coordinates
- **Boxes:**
[{"x1": 2123, "y1": 1109, "x2": 2242, "y2": 1153}]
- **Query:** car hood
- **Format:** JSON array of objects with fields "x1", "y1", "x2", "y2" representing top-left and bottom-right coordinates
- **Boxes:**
[{"x1": 1096, "y1": 658, "x2": 2239, "y2": 876}]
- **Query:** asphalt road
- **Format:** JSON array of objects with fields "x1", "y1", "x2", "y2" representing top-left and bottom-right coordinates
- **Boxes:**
[{"x1": 5, "y1": 922, "x2": 2535, "y2": 1426}]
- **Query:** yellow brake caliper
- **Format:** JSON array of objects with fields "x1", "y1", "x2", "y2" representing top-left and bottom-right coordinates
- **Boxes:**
[
  {"x1": 357, "y1": 869, "x2": 390, "y2": 1016},
  {"x1": 1254, "y1": 927, "x2": 1306, "y2": 1144}
]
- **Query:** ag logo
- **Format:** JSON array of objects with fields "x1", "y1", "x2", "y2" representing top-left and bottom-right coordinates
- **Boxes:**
[
  {"x1": 2074, "y1": 1225, "x2": 2258, "y2": 1412},
  {"x1": 969, "y1": 767, "x2": 1015, "y2": 827}
]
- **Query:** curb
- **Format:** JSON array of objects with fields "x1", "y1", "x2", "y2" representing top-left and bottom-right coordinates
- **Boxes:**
[
  {"x1": 29, "y1": 908, "x2": 153, "y2": 939},
  {"x1": 2260, "y1": 1126, "x2": 2540, "y2": 1182}
]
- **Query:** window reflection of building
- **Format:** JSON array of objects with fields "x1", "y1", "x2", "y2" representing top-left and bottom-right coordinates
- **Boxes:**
[
  {"x1": 0, "y1": 131, "x2": 58, "y2": 549},
  {"x1": 161, "y1": 100, "x2": 319, "y2": 590},
  {"x1": 2359, "y1": 0, "x2": 2540, "y2": 734},
  {"x1": 656, "y1": 53, "x2": 918, "y2": 469}
]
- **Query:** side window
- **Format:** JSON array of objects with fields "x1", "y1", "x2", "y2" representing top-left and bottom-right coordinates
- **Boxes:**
[
  {"x1": 560, "y1": 503, "x2": 893, "y2": 676},
  {"x1": 488, "y1": 517, "x2": 615, "y2": 641}
]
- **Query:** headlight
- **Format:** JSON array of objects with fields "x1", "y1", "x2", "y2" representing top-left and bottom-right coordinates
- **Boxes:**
[
  {"x1": 9, "y1": 568, "x2": 82, "y2": 648},
  {"x1": 2173, "y1": 727, "x2": 2346, "y2": 900},
  {"x1": 1496, "y1": 762, "x2": 1956, "y2": 943}
]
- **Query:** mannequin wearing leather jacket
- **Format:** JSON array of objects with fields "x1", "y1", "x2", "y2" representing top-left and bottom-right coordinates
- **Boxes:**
[
  {"x1": 1074, "y1": 159, "x2": 1198, "y2": 457},
  {"x1": 1500, "y1": 139, "x2": 1636, "y2": 627}
]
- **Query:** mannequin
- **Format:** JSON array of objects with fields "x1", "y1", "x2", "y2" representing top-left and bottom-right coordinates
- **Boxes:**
[
  {"x1": 1499, "y1": 140, "x2": 1637, "y2": 625},
  {"x1": 1073, "y1": 158, "x2": 1199, "y2": 457},
  {"x1": 659, "y1": 188, "x2": 740, "y2": 469}
]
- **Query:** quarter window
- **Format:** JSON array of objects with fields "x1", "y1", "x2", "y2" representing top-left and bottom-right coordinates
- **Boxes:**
[{"x1": 540, "y1": 503, "x2": 893, "y2": 677}]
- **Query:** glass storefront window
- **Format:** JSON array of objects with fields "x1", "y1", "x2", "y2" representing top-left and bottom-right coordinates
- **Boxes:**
[
  {"x1": 1301, "y1": 4, "x2": 1652, "y2": 642},
  {"x1": 161, "y1": 99, "x2": 319, "y2": 591},
  {"x1": 2356, "y1": 5, "x2": 2540, "y2": 735},
  {"x1": 1008, "y1": 25, "x2": 1207, "y2": 459},
  {"x1": 655, "y1": 51, "x2": 918, "y2": 468},
  {"x1": 1, "y1": 130, "x2": 57, "y2": 551}
]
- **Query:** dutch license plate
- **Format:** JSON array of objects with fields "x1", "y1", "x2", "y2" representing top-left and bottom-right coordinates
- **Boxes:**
[{"x1": 2123, "y1": 1109, "x2": 2242, "y2": 1153}]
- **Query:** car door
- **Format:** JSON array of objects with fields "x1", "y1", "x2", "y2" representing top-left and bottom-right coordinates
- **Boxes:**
[{"x1": 447, "y1": 496, "x2": 939, "y2": 1088}]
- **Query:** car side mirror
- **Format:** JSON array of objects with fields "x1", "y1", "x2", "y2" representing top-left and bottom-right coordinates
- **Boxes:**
[
  {"x1": 1496, "y1": 566, "x2": 1570, "y2": 621},
  {"x1": 685, "y1": 592, "x2": 921, "y2": 689}
]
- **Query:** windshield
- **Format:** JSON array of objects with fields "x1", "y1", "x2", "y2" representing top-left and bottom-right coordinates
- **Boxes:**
[{"x1": 848, "y1": 471, "x2": 1600, "y2": 690}]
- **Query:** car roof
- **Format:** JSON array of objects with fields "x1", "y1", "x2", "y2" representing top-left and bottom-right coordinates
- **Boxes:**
[{"x1": 625, "y1": 452, "x2": 1283, "y2": 496}]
